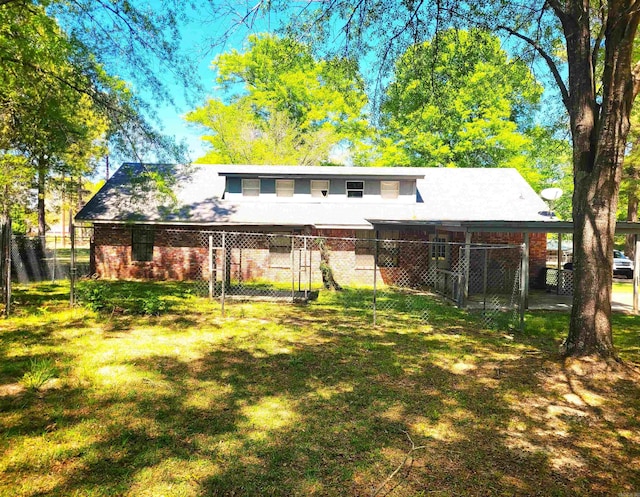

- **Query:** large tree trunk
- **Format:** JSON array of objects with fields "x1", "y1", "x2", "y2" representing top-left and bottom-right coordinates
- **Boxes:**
[{"x1": 555, "y1": 0, "x2": 640, "y2": 359}]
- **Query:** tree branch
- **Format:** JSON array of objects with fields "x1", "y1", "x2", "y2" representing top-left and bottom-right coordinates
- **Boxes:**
[
  {"x1": 497, "y1": 24, "x2": 570, "y2": 112},
  {"x1": 371, "y1": 431, "x2": 426, "y2": 497}
]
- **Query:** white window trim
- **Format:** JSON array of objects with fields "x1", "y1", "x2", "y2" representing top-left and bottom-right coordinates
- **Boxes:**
[
  {"x1": 276, "y1": 179, "x2": 295, "y2": 197},
  {"x1": 242, "y1": 178, "x2": 260, "y2": 197},
  {"x1": 346, "y1": 180, "x2": 365, "y2": 198},
  {"x1": 429, "y1": 233, "x2": 450, "y2": 265},
  {"x1": 311, "y1": 180, "x2": 330, "y2": 198}
]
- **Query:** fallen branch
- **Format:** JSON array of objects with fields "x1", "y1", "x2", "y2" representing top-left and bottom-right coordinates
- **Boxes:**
[{"x1": 371, "y1": 431, "x2": 427, "y2": 497}]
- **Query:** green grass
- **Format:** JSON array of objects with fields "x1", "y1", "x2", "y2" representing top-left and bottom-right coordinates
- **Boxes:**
[
  {"x1": 613, "y1": 280, "x2": 635, "y2": 294},
  {"x1": 1, "y1": 281, "x2": 639, "y2": 496}
]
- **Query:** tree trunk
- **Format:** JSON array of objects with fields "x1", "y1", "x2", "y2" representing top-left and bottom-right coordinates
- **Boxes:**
[
  {"x1": 558, "y1": 0, "x2": 640, "y2": 359},
  {"x1": 318, "y1": 238, "x2": 342, "y2": 291}
]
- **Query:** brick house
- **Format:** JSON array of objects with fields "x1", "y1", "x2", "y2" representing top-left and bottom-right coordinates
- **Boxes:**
[{"x1": 75, "y1": 163, "x2": 555, "y2": 292}]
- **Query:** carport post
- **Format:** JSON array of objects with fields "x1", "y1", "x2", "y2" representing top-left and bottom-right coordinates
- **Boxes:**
[
  {"x1": 208, "y1": 235, "x2": 214, "y2": 299},
  {"x1": 557, "y1": 233, "x2": 563, "y2": 295},
  {"x1": 462, "y1": 232, "x2": 471, "y2": 307},
  {"x1": 522, "y1": 232, "x2": 530, "y2": 309},
  {"x1": 70, "y1": 224, "x2": 76, "y2": 307},
  {"x1": 634, "y1": 234, "x2": 639, "y2": 314},
  {"x1": 519, "y1": 242, "x2": 527, "y2": 331},
  {"x1": 221, "y1": 232, "x2": 226, "y2": 316}
]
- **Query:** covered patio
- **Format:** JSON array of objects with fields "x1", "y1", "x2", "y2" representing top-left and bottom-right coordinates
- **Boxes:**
[
  {"x1": 453, "y1": 220, "x2": 640, "y2": 314},
  {"x1": 371, "y1": 219, "x2": 640, "y2": 314}
]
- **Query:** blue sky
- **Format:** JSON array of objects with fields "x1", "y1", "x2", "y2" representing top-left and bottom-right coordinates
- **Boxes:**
[{"x1": 144, "y1": 4, "x2": 299, "y2": 164}]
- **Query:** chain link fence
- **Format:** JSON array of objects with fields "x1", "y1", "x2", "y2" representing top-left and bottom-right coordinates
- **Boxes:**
[
  {"x1": 8, "y1": 233, "x2": 92, "y2": 284},
  {"x1": 75, "y1": 226, "x2": 525, "y2": 329}
]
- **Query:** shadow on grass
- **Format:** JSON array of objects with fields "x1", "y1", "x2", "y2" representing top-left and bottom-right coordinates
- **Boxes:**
[{"x1": 1, "y1": 282, "x2": 639, "y2": 496}]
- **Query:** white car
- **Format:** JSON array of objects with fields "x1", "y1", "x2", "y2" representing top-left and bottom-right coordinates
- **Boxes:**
[{"x1": 613, "y1": 250, "x2": 634, "y2": 279}]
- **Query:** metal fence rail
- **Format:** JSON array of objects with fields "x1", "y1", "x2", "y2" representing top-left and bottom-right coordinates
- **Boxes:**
[{"x1": 71, "y1": 226, "x2": 525, "y2": 329}]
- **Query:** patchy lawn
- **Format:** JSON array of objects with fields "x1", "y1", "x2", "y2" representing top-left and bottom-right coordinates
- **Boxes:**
[{"x1": 1, "y1": 282, "x2": 639, "y2": 497}]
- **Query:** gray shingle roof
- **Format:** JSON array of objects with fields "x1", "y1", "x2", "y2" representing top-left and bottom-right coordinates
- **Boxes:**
[{"x1": 75, "y1": 163, "x2": 552, "y2": 228}]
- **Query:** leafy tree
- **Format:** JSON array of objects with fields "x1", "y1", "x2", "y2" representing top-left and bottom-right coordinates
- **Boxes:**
[
  {"x1": 186, "y1": 34, "x2": 368, "y2": 165},
  {"x1": 1, "y1": 0, "x2": 189, "y2": 234},
  {"x1": 378, "y1": 30, "x2": 542, "y2": 169}
]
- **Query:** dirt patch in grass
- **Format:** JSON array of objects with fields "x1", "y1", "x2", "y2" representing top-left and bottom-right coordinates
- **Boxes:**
[{"x1": 0, "y1": 282, "x2": 639, "y2": 496}]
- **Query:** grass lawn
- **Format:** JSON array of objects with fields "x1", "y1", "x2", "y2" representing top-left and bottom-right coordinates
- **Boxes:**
[{"x1": 1, "y1": 282, "x2": 639, "y2": 496}]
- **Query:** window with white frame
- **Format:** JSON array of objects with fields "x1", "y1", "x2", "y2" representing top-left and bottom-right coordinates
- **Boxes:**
[
  {"x1": 276, "y1": 179, "x2": 295, "y2": 197},
  {"x1": 242, "y1": 178, "x2": 260, "y2": 197},
  {"x1": 381, "y1": 180, "x2": 399, "y2": 199},
  {"x1": 311, "y1": 180, "x2": 330, "y2": 198},
  {"x1": 346, "y1": 181, "x2": 364, "y2": 198},
  {"x1": 429, "y1": 234, "x2": 450, "y2": 267}
]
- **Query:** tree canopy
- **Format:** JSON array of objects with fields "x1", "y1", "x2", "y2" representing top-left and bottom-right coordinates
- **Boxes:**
[
  {"x1": 0, "y1": 0, "x2": 190, "y2": 233},
  {"x1": 186, "y1": 34, "x2": 369, "y2": 165},
  {"x1": 379, "y1": 29, "x2": 542, "y2": 168}
]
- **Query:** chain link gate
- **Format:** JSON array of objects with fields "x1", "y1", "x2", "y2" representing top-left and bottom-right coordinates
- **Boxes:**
[{"x1": 73, "y1": 226, "x2": 526, "y2": 330}]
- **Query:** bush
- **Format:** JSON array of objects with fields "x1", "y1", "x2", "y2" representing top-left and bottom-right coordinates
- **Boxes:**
[
  {"x1": 135, "y1": 292, "x2": 168, "y2": 316},
  {"x1": 76, "y1": 281, "x2": 111, "y2": 312},
  {"x1": 76, "y1": 281, "x2": 170, "y2": 316}
]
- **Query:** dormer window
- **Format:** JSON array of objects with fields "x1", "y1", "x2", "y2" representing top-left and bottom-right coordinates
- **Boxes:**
[
  {"x1": 346, "y1": 181, "x2": 364, "y2": 198},
  {"x1": 276, "y1": 179, "x2": 295, "y2": 197},
  {"x1": 311, "y1": 180, "x2": 330, "y2": 198},
  {"x1": 242, "y1": 178, "x2": 260, "y2": 197},
  {"x1": 381, "y1": 181, "x2": 399, "y2": 199}
]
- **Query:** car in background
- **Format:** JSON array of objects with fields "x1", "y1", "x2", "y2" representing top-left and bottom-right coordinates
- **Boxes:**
[
  {"x1": 613, "y1": 250, "x2": 634, "y2": 279},
  {"x1": 562, "y1": 250, "x2": 634, "y2": 279}
]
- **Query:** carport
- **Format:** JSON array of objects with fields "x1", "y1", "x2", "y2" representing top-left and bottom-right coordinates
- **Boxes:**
[
  {"x1": 455, "y1": 220, "x2": 640, "y2": 313},
  {"x1": 370, "y1": 219, "x2": 640, "y2": 314}
]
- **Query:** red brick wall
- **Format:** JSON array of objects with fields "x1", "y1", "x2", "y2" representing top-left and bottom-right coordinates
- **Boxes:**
[{"x1": 92, "y1": 224, "x2": 547, "y2": 288}]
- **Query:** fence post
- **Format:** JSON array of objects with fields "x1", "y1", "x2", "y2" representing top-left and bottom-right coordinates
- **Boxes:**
[
  {"x1": 70, "y1": 224, "x2": 76, "y2": 307},
  {"x1": 208, "y1": 234, "x2": 214, "y2": 299},
  {"x1": 633, "y1": 234, "x2": 639, "y2": 314},
  {"x1": 290, "y1": 235, "x2": 295, "y2": 302},
  {"x1": 1, "y1": 218, "x2": 11, "y2": 317},
  {"x1": 462, "y1": 233, "x2": 471, "y2": 307},
  {"x1": 221, "y1": 232, "x2": 226, "y2": 316},
  {"x1": 52, "y1": 235, "x2": 57, "y2": 282},
  {"x1": 373, "y1": 235, "x2": 378, "y2": 326},
  {"x1": 519, "y1": 243, "x2": 526, "y2": 331},
  {"x1": 482, "y1": 248, "x2": 488, "y2": 312}
]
